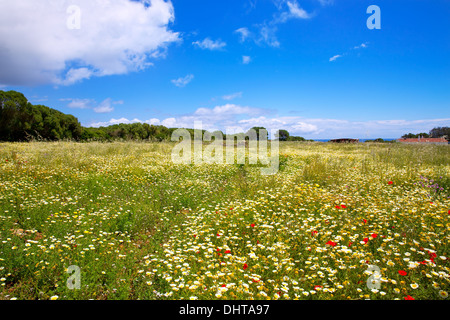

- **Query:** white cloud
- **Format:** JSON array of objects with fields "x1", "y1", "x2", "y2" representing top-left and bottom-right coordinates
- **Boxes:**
[
  {"x1": 94, "y1": 98, "x2": 115, "y2": 114},
  {"x1": 64, "y1": 98, "x2": 93, "y2": 109},
  {"x1": 171, "y1": 74, "x2": 194, "y2": 87},
  {"x1": 242, "y1": 56, "x2": 252, "y2": 64},
  {"x1": 145, "y1": 118, "x2": 162, "y2": 126},
  {"x1": 88, "y1": 104, "x2": 269, "y2": 131},
  {"x1": 238, "y1": 116, "x2": 320, "y2": 134},
  {"x1": 62, "y1": 97, "x2": 121, "y2": 113},
  {"x1": 91, "y1": 117, "x2": 143, "y2": 127},
  {"x1": 354, "y1": 42, "x2": 369, "y2": 49},
  {"x1": 87, "y1": 105, "x2": 450, "y2": 140},
  {"x1": 235, "y1": 27, "x2": 251, "y2": 42},
  {"x1": 329, "y1": 42, "x2": 369, "y2": 63},
  {"x1": 243, "y1": 1, "x2": 311, "y2": 48},
  {"x1": 60, "y1": 68, "x2": 94, "y2": 86},
  {"x1": 329, "y1": 54, "x2": 342, "y2": 62},
  {"x1": 317, "y1": 0, "x2": 334, "y2": 6},
  {"x1": 192, "y1": 38, "x2": 226, "y2": 50},
  {"x1": 194, "y1": 104, "x2": 260, "y2": 116},
  {"x1": 222, "y1": 92, "x2": 243, "y2": 100},
  {"x1": 0, "y1": 0, "x2": 179, "y2": 86},
  {"x1": 258, "y1": 25, "x2": 281, "y2": 47},
  {"x1": 286, "y1": 1, "x2": 310, "y2": 19}
]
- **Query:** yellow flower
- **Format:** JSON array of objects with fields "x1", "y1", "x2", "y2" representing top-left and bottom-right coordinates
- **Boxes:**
[
  {"x1": 410, "y1": 283, "x2": 419, "y2": 289},
  {"x1": 439, "y1": 291, "x2": 448, "y2": 299},
  {"x1": 50, "y1": 295, "x2": 59, "y2": 300}
]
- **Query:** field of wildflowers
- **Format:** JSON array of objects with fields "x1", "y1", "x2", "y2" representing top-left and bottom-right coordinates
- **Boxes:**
[{"x1": 0, "y1": 141, "x2": 448, "y2": 300}]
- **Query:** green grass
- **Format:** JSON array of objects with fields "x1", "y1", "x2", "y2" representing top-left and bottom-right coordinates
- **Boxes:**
[{"x1": 0, "y1": 141, "x2": 449, "y2": 300}]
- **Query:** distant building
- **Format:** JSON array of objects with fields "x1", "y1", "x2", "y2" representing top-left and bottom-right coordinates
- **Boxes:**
[
  {"x1": 330, "y1": 138, "x2": 359, "y2": 143},
  {"x1": 397, "y1": 137, "x2": 448, "y2": 145}
]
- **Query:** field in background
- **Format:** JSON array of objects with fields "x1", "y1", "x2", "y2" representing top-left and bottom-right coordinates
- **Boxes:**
[{"x1": 0, "y1": 141, "x2": 448, "y2": 300}]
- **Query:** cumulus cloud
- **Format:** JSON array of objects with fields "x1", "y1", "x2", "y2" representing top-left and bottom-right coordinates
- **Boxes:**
[
  {"x1": 171, "y1": 74, "x2": 194, "y2": 87},
  {"x1": 88, "y1": 104, "x2": 269, "y2": 132},
  {"x1": 0, "y1": 0, "x2": 179, "y2": 86},
  {"x1": 87, "y1": 110, "x2": 450, "y2": 139},
  {"x1": 192, "y1": 38, "x2": 226, "y2": 50}
]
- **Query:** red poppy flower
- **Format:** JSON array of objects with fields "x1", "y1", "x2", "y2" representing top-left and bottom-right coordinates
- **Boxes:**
[
  {"x1": 388, "y1": 181, "x2": 393, "y2": 185},
  {"x1": 311, "y1": 230, "x2": 318, "y2": 236},
  {"x1": 326, "y1": 240, "x2": 337, "y2": 247},
  {"x1": 243, "y1": 263, "x2": 248, "y2": 270},
  {"x1": 348, "y1": 242, "x2": 353, "y2": 247},
  {"x1": 363, "y1": 238, "x2": 369, "y2": 244},
  {"x1": 371, "y1": 233, "x2": 378, "y2": 238},
  {"x1": 404, "y1": 295, "x2": 414, "y2": 300},
  {"x1": 225, "y1": 250, "x2": 231, "y2": 254},
  {"x1": 363, "y1": 219, "x2": 367, "y2": 224},
  {"x1": 221, "y1": 284, "x2": 226, "y2": 287},
  {"x1": 217, "y1": 233, "x2": 220, "y2": 237},
  {"x1": 341, "y1": 205, "x2": 347, "y2": 209},
  {"x1": 335, "y1": 205, "x2": 341, "y2": 209},
  {"x1": 250, "y1": 223, "x2": 255, "y2": 228},
  {"x1": 398, "y1": 270, "x2": 407, "y2": 276}
]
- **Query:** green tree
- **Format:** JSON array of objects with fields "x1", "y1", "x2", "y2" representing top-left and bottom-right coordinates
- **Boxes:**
[
  {"x1": 275, "y1": 129, "x2": 290, "y2": 141},
  {"x1": 429, "y1": 127, "x2": 450, "y2": 139},
  {"x1": 247, "y1": 127, "x2": 268, "y2": 141}
]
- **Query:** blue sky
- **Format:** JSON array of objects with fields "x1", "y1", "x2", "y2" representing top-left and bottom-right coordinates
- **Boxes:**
[{"x1": 0, "y1": 0, "x2": 449, "y2": 139}]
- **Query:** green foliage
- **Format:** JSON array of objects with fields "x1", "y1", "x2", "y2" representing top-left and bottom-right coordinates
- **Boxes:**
[
  {"x1": 0, "y1": 90, "x2": 179, "y2": 143},
  {"x1": 247, "y1": 127, "x2": 268, "y2": 141},
  {"x1": 401, "y1": 133, "x2": 430, "y2": 139},
  {"x1": 276, "y1": 129, "x2": 290, "y2": 141},
  {"x1": 429, "y1": 127, "x2": 450, "y2": 139},
  {"x1": 0, "y1": 90, "x2": 82, "y2": 141}
]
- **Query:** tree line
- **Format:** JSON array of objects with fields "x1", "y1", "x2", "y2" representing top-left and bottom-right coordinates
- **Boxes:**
[
  {"x1": 1, "y1": 90, "x2": 309, "y2": 142},
  {"x1": 401, "y1": 127, "x2": 450, "y2": 140}
]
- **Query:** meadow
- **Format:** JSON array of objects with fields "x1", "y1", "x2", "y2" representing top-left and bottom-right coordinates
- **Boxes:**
[{"x1": 0, "y1": 141, "x2": 448, "y2": 300}]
